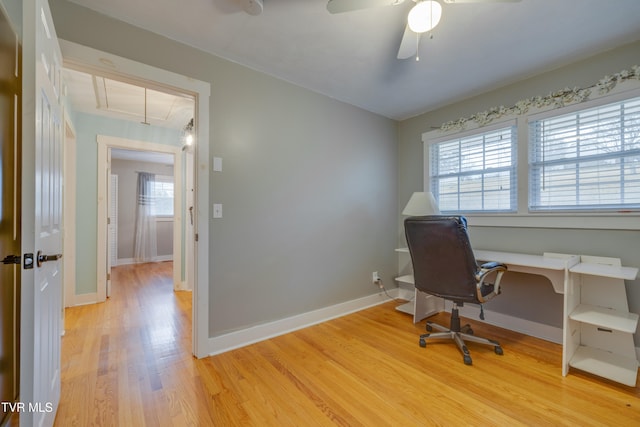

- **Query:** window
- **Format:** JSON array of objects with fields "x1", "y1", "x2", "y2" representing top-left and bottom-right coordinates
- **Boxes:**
[
  {"x1": 429, "y1": 124, "x2": 517, "y2": 213},
  {"x1": 150, "y1": 175, "x2": 174, "y2": 216},
  {"x1": 529, "y1": 97, "x2": 640, "y2": 211}
]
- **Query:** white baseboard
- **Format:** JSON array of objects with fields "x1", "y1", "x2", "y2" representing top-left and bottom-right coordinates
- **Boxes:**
[
  {"x1": 68, "y1": 292, "x2": 98, "y2": 307},
  {"x1": 175, "y1": 281, "x2": 191, "y2": 291},
  {"x1": 204, "y1": 289, "x2": 400, "y2": 356},
  {"x1": 202, "y1": 289, "x2": 567, "y2": 357},
  {"x1": 116, "y1": 255, "x2": 173, "y2": 265},
  {"x1": 455, "y1": 302, "x2": 563, "y2": 344},
  {"x1": 69, "y1": 287, "x2": 640, "y2": 363}
]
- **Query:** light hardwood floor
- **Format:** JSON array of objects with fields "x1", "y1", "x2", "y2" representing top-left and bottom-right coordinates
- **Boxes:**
[{"x1": 55, "y1": 262, "x2": 640, "y2": 426}]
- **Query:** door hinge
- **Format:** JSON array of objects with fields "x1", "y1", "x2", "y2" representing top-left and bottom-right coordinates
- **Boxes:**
[
  {"x1": 107, "y1": 217, "x2": 111, "y2": 225},
  {"x1": 195, "y1": 233, "x2": 199, "y2": 242},
  {"x1": 107, "y1": 273, "x2": 111, "y2": 281}
]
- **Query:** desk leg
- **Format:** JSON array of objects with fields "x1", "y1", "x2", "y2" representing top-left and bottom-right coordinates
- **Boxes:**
[
  {"x1": 414, "y1": 289, "x2": 443, "y2": 323},
  {"x1": 396, "y1": 289, "x2": 444, "y2": 323}
]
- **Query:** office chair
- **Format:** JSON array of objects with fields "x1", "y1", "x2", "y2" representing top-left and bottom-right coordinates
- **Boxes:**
[{"x1": 404, "y1": 216, "x2": 507, "y2": 365}]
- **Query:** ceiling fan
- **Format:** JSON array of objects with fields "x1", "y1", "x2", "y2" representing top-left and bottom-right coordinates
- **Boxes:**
[{"x1": 327, "y1": 0, "x2": 522, "y2": 60}]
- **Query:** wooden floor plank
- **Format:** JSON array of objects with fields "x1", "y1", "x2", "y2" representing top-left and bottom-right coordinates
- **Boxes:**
[{"x1": 55, "y1": 262, "x2": 640, "y2": 426}]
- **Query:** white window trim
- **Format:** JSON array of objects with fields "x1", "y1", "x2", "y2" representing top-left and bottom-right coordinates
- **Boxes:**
[
  {"x1": 422, "y1": 82, "x2": 640, "y2": 231},
  {"x1": 428, "y1": 120, "x2": 518, "y2": 213}
]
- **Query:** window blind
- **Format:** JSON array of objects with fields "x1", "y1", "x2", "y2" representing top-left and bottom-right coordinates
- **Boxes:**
[
  {"x1": 150, "y1": 175, "x2": 174, "y2": 216},
  {"x1": 430, "y1": 125, "x2": 517, "y2": 213},
  {"x1": 529, "y1": 96, "x2": 640, "y2": 211}
]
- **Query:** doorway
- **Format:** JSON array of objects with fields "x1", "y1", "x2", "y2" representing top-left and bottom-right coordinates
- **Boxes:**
[
  {"x1": 60, "y1": 40, "x2": 211, "y2": 357},
  {"x1": 105, "y1": 146, "x2": 185, "y2": 297}
]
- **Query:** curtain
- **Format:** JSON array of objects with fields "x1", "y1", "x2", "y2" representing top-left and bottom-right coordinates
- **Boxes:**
[{"x1": 134, "y1": 172, "x2": 157, "y2": 262}]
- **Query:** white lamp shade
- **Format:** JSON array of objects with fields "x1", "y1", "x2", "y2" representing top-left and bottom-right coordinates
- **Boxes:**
[
  {"x1": 402, "y1": 192, "x2": 440, "y2": 216},
  {"x1": 408, "y1": 1, "x2": 442, "y2": 34}
]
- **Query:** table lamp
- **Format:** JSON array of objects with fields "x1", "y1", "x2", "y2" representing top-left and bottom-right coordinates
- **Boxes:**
[{"x1": 402, "y1": 192, "x2": 440, "y2": 216}]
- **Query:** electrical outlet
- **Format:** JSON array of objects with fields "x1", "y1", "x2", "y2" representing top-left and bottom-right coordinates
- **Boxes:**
[{"x1": 372, "y1": 271, "x2": 381, "y2": 284}]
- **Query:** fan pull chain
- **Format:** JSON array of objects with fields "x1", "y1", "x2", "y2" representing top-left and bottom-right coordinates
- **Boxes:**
[{"x1": 415, "y1": 33, "x2": 420, "y2": 62}]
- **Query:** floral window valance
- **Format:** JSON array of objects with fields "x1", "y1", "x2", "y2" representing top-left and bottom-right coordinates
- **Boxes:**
[{"x1": 440, "y1": 65, "x2": 640, "y2": 132}]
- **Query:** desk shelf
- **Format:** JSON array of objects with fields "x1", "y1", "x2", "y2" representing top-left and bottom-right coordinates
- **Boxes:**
[
  {"x1": 569, "y1": 304, "x2": 639, "y2": 334},
  {"x1": 395, "y1": 249, "x2": 443, "y2": 323},
  {"x1": 563, "y1": 256, "x2": 639, "y2": 387},
  {"x1": 394, "y1": 275, "x2": 416, "y2": 315},
  {"x1": 569, "y1": 346, "x2": 639, "y2": 387},
  {"x1": 570, "y1": 262, "x2": 638, "y2": 281},
  {"x1": 394, "y1": 274, "x2": 414, "y2": 285}
]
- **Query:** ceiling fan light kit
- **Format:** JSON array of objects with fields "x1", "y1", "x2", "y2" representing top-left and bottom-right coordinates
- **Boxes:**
[
  {"x1": 327, "y1": 0, "x2": 521, "y2": 60},
  {"x1": 240, "y1": 0, "x2": 263, "y2": 16},
  {"x1": 408, "y1": 1, "x2": 442, "y2": 33}
]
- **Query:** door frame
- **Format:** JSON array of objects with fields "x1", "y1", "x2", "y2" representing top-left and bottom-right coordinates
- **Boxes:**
[
  {"x1": 97, "y1": 138, "x2": 182, "y2": 295},
  {"x1": 63, "y1": 119, "x2": 76, "y2": 309},
  {"x1": 61, "y1": 40, "x2": 211, "y2": 358}
]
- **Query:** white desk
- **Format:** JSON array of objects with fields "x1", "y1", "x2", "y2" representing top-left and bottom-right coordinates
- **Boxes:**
[
  {"x1": 396, "y1": 249, "x2": 639, "y2": 386},
  {"x1": 473, "y1": 250, "x2": 579, "y2": 294},
  {"x1": 396, "y1": 250, "x2": 577, "y2": 321}
]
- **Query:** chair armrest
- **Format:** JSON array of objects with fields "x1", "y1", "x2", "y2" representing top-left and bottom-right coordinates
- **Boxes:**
[
  {"x1": 475, "y1": 262, "x2": 507, "y2": 303},
  {"x1": 480, "y1": 261, "x2": 502, "y2": 270}
]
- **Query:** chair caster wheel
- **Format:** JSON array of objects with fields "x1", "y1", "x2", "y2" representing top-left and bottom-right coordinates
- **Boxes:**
[
  {"x1": 462, "y1": 325, "x2": 473, "y2": 335},
  {"x1": 463, "y1": 355, "x2": 472, "y2": 365},
  {"x1": 419, "y1": 338, "x2": 426, "y2": 348},
  {"x1": 426, "y1": 324, "x2": 433, "y2": 332},
  {"x1": 494, "y1": 346, "x2": 503, "y2": 355}
]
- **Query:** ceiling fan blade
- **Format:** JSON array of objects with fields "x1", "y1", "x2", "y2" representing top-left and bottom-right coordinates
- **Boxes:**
[
  {"x1": 442, "y1": 0, "x2": 521, "y2": 3},
  {"x1": 327, "y1": 0, "x2": 406, "y2": 14},
  {"x1": 397, "y1": 25, "x2": 418, "y2": 60}
]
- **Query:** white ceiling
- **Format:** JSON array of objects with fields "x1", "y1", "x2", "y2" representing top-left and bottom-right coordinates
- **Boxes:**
[
  {"x1": 65, "y1": 0, "x2": 640, "y2": 120},
  {"x1": 63, "y1": 67, "x2": 194, "y2": 130}
]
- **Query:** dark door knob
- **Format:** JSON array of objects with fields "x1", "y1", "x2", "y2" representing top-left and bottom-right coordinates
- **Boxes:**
[{"x1": 36, "y1": 250, "x2": 63, "y2": 267}]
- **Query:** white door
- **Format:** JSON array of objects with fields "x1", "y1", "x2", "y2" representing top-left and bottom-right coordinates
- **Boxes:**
[{"x1": 21, "y1": 0, "x2": 63, "y2": 425}]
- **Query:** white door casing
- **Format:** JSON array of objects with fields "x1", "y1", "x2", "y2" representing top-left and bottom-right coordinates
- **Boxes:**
[
  {"x1": 62, "y1": 121, "x2": 76, "y2": 308},
  {"x1": 185, "y1": 149, "x2": 195, "y2": 291},
  {"x1": 60, "y1": 40, "x2": 210, "y2": 358},
  {"x1": 107, "y1": 173, "x2": 118, "y2": 297},
  {"x1": 97, "y1": 137, "x2": 182, "y2": 300},
  {"x1": 21, "y1": 0, "x2": 63, "y2": 425}
]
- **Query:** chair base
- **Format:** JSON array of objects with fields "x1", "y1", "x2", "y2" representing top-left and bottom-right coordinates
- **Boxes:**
[{"x1": 419, "y1": 308, "x2": 503, "y2": 365}]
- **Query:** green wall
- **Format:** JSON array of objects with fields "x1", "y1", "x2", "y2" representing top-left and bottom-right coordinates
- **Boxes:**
[{"x1": 72, "y1": 112, "x2": 182, "y2": 295}]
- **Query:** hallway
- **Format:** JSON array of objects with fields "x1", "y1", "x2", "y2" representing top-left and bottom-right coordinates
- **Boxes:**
[{"x1": 56, "y1": 262, "x2": 195, "y2": 425}]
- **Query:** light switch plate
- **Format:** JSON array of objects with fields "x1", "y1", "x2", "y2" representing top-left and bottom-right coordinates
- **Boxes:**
[
  {"x1": 213, "y1": 203, "x2": 222, "y2": 218},
  {"x1": 213, "y1": 156, "x2": 222, "y2": 172}
]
